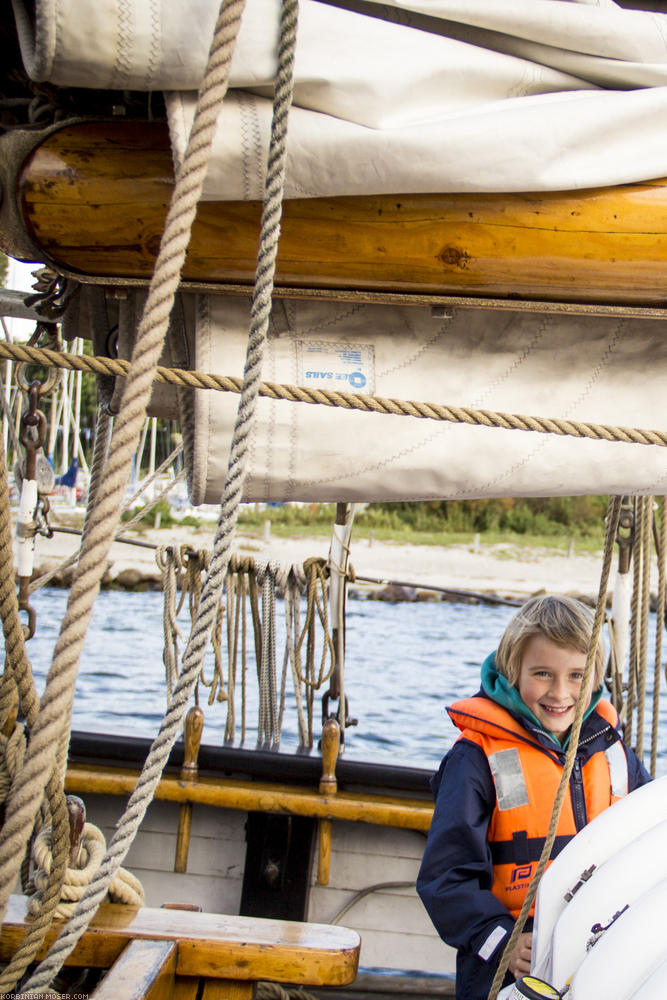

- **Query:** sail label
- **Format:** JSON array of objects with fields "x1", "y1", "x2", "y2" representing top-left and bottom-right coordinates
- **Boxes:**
[{"x1": 297, "y1": 341, "x2": 375, "y2": 395}]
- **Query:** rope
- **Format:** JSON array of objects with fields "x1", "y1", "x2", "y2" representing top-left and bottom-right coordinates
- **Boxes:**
[
  {"x1": 635, "y1": 497, "x2": 653, "y2": 758},
  {"x1": 294, "y1": 559, "x2": 335, "y2": 747},
  {"x1": 625, "y1": 498, "x2": 643, "y2": 745},
  {"x1": 0, "y1": 435, "x2": 71, "y2": 993},
  {"x1": 19, "y1": 0, "x2": 298, "y2": 989},
  {"x1": 285, "y1": 569, "x2": 309, "y2": 748},
  {"x1": 257, "y1": 562, "x2": 280, "y2": 748},
  {"x1": 256, "y1": 983, "x2": 318, "y2": 1000},
  {"x1": 157, "y1": 546, "x2": 184, "y2": 700},
  {"x1": 5, "y1": 341, "x2": 667, "y2": 449},
  {"x1": 652, "y1": 497, "x2": 667, "y2": 776},
  {"x1": 487, "y1": 494, "x2": 622, "y2": 1000},
  {"x1": 27, "y1": 823, "x2": 144, "y2": 919}
]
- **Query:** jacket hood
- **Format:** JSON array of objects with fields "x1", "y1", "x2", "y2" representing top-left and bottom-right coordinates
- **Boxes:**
[{"x1": 480, "y1": 650, "x2": 603, "y2": 748}]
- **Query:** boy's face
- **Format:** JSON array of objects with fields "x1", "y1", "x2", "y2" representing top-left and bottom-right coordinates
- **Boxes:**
[{"x1": 517, "y1": 636, "x2": 591, "y2": 737}]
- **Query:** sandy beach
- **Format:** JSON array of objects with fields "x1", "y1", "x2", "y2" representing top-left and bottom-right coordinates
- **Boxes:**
[{"x1": 28, "y1": 513, "x2": 623, "y2": 602}]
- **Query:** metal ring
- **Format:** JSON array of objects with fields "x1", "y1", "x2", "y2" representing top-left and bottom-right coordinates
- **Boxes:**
[{"x1": 15, "y1": 362, "x2": 61, "y2": 398}]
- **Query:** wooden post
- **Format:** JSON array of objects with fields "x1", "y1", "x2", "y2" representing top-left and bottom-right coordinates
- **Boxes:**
[
  {"x1": 174, "y1": 706, "x2": 205, "y2": 873},
  {"x1": 317, "y1": 718, "x2": 340, "y2": 886}
]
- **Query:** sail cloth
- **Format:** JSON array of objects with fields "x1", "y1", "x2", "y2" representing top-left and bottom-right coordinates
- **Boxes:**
[
  {"x1": 11, "y1": 0, "x2": 667, "y2": 195},
  {"x1": 185, "y1": 296, "x2": 667, "y2": 502},
  {"x1": 11, "y1": 0, "x2": 667, "y2": 501}
]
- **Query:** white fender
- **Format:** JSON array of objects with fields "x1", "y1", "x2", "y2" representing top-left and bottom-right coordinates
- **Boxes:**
[
  {"x1": 568, "y1": 876, "x2": 667, "y2": 999},
  {"x1": 627, "y1": 954, "x2": 667, "y2": 998},
  {"x1": 546, "y1": 817, "x2": 667, "y2": 991},
  {"x1": 532, "y1": 775, "x2": 667, "y2": 977}
]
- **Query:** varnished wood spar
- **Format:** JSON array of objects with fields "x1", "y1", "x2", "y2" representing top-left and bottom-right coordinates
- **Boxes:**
[
  {"x1": 174, "y1": 705, "x2": 204, "y2": 874},
  {"x1": 65, "y1": 763, "x2": 432, "y2": 830},
  {"x1": 0, "y1": 894, "x2": 360, "y2": 986},
  {"x1": 16, "y1": 121, "x2": 667, "y2": 306}
]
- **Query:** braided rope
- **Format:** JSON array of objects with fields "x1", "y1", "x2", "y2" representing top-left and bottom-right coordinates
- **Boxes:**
[
  {"x1": 157, "y1": 546, "x2": 183, "y2": 700},
  {"x1": 4, "y1": 341, "x2": 667, "y2": 449},
  {"x1": 635, "y1": 496, "x2": 653, "y2": 758},
  {"x1": 625, "y1": 498, "x2": 643, "y2": 744},
  {"x1": 19, "y1": 0, "x2": 298, "y2": 990},
  {"x1": 0, "y1": 436, "x2": 71, "y2": 992},
  {"x1": 488, "y1": 495, "x2": 622, "y2": 1000},
  {"x1": 27, "y1": 823, "x2": 144, "y2": 919},
  {"x1": 651, "y1": 498, "x2": 667, "y2": 776},
  {"x1": 257, "y1": 562, "x2": 280, "y2": 748}
]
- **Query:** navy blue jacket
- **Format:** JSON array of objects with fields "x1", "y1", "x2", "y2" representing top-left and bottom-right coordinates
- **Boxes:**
[{"x1": 416, "y1": 692, "x2": 651, "y2": 1000}]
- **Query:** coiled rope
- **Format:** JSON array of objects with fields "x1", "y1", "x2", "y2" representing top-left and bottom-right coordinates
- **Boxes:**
[
  {"x1": 487, "y1": 494, "x2": 622, "y2": 1000},
  {"x1": 4, "y1": 341, "x2": 667, "y2": 449},
  {"x1": 27, "y1": 823, "x2": 144, "y2": 919},
  {"x1": 16, "y1": 0, "x2": 299, "y2": 991}
]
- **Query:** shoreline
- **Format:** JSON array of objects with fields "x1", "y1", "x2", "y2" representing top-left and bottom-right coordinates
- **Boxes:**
[{"x1": 26, "y1": 516, "x2": 627, "y2": 603}]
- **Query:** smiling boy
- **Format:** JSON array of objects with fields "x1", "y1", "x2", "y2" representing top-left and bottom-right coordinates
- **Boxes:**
[{"x1": 417, "y1": 595, "x2": 651, "y2": 1000}]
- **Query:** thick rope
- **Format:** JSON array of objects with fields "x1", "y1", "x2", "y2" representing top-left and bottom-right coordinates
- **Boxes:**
[
  {"x1": 487, "y1": 494, "x2": 622, "y2": 1000},
  {"x1": 4, "y1": 341, "x2": 667, "y2": 449},
  {"x1": 651, "y1": 497, "x2": 667, "y2": 776},
  {"x1": 635, "y1": 496, "x2": 653, "y2": 758},
  {"x1": 27, "y1": 823, "x2": 144, "y2": 919},
  {"x1": 0, "y1": 0, "x2": 249, "y2": 934},
  {"x1": 625, "y1": 498, "x2": 643, "y2": 745},
  {"x1": 0, "y1": 435, "x2": 71, "y2": 993},
  {"x1": 19, "y1": 0, "x2": 298, "y2": 990}
]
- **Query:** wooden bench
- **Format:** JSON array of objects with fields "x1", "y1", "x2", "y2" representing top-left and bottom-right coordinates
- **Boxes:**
[{"x1": 0, "y1": 894, "x2": 361, "y2": 1000}]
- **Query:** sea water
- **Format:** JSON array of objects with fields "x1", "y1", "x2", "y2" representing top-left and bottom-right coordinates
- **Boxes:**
[{"x1": 25, "y1": 587, "x2": 667, "y2": 777}]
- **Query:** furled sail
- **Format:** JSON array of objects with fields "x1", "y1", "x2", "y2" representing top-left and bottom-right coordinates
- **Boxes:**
[
  {"x1": 11, "y1": 0, "x2": 667, "y2": 195},
  {"x1": 8, "y1": 0, "x2": 667, "y2": 501}
]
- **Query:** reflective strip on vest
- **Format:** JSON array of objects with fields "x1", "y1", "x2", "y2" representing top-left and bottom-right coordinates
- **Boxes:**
[
  {"x1": 605, "y1": 741, "x2": 628, "y2": 799},
  {"x1": 488, "y1": 747, "x2": 530, "y2": 811}
]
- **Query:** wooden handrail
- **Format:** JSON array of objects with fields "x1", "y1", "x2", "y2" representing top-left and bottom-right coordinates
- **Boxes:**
[{"x1": 65, "y1": 763, "x2": 432, "y2": 830}]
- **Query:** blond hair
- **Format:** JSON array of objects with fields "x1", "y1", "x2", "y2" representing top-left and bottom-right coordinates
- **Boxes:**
[{"x1": 496, "y1": 595, "x2": 606, "y2": 690}]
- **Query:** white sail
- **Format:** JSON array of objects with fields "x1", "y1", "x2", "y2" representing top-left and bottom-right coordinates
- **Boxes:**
[
  {"x1": 184, "y1": 296, "x2": 667, "y2": 503},
  {"x1": 12, "y1": 0, "x2": 667, "y2": 196}
]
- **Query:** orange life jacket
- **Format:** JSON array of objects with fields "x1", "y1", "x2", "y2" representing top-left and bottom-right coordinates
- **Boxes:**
[{"x1": 448, "y1": 696, "x2": 627, "y2": 918}]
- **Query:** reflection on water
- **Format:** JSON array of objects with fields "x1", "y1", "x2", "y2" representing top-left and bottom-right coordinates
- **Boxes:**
[{"x1": 27, "y1": 588, "x2": 667, "y2": 775}]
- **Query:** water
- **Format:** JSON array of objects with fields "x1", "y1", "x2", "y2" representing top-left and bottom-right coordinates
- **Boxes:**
[{"x1": 26, "y1": 588, "x2": 667, "y2": 776}]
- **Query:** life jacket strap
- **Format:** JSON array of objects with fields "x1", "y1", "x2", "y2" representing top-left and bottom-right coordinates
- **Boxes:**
[{"x1": 490, "y1": 833, "x2": 572, "y2": 865}]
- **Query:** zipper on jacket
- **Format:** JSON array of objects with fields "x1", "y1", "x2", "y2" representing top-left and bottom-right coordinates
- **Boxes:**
[{"x1": 570, "y1": 757, "x2": 588, "y2": 830}]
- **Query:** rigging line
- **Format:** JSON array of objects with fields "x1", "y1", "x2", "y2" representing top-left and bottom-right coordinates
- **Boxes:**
[
  {"x1": 28, "y1": 468, "x2": 187, "y2": 594},
  {"x1": 354, "y1": 575, "x2": 522, "y2": 607},
  {"x1": 2, "y1": 340, "x2": 667, "y2": 448},
  {"x1": 20, "y1": 0, "x2": 299, "y2": 990},
  {"x1": 488, "y1": 494, "x2": 622, "y2": 1000}
]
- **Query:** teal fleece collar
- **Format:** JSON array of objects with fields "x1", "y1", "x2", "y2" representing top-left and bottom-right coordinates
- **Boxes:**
[{"x1": 480, "y1": 651, "x2": 603, "y2": 748}]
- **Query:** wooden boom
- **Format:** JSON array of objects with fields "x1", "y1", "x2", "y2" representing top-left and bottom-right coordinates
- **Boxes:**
[{"x1": 13, "y1": 120, "x2": 667, "y2": 306}]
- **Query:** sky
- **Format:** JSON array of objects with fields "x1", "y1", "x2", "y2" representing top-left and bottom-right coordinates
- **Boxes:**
[{"x1": 4, "y1": 256, "x2": 44, "y2": 341}]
